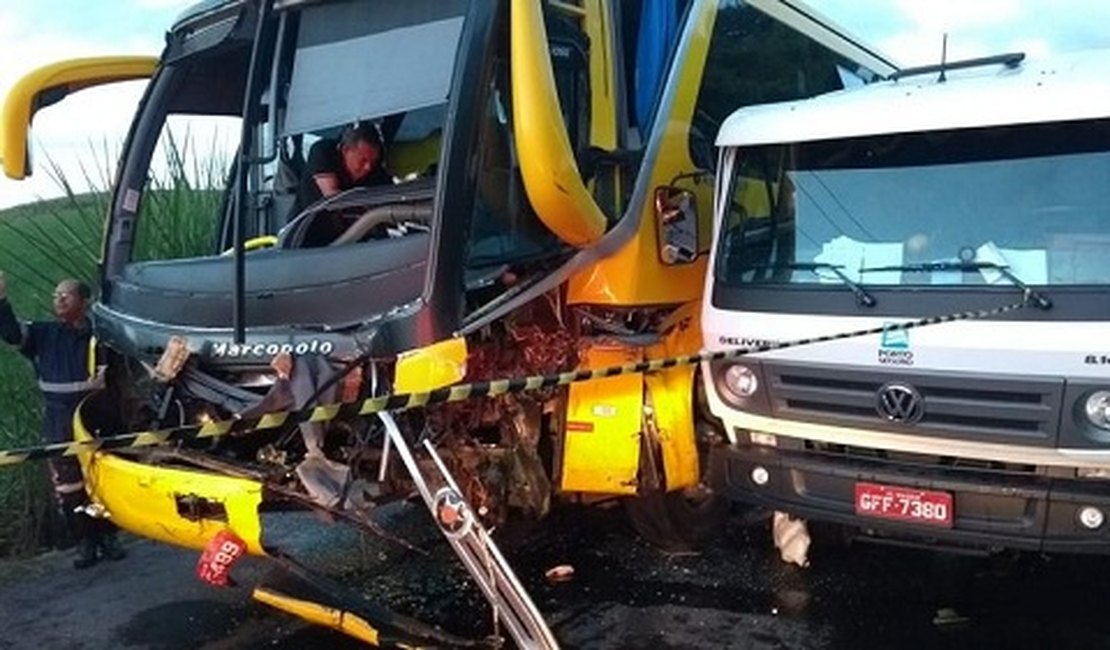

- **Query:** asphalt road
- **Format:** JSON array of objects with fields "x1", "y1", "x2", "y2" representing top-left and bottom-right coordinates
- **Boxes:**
[{"x1": 2, "y1": 503, "x2": 1110, "y2": 649}]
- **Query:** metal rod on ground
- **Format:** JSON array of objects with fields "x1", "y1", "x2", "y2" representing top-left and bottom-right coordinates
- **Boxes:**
[
  {"x1": 378, "y1": 413, "x2": 559, "y2": 650},
  {"x1": 424, "y1": 439, "x2": 556, "y2": 647}
]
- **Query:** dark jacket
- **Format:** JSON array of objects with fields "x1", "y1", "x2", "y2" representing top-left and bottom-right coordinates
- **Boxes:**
[{"x1": 0, "y1": 298, "x2": 94, "y2": 408}]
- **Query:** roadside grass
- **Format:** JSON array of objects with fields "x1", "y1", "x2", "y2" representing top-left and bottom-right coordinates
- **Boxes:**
[{"x1": 0, "y1": 139, "x2": 224, "y2": 557}]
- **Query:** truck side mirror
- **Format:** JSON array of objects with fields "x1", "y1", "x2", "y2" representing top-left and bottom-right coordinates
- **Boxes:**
[{"x1": 653, "y1": 186, "x2": 698, "y2": 265}]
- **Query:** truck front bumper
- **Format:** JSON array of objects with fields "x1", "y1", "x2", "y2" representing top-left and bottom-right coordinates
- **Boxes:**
[{"x1": 711, "y1": 443, "x2": 1110, "y2": 554}]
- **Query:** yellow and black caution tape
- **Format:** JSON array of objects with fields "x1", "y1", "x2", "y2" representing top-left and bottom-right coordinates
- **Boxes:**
[{"x1": 0, "y1": 299, "x2": 1029, "y2": 467}]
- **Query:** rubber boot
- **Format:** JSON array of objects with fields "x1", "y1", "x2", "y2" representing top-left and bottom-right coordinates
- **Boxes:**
[
  {"x1": 96, "y1": 521, "x2": 126, "y2": 562},
  {"x1": 73, "y1": 536, "x2": 99, "y2": 570},
  {"x1": 66, "y1": 507, "x2": 99, "y2": 569}
]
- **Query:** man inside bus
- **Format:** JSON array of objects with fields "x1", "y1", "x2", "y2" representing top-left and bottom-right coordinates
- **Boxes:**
[{"x1": 293, "y1": 122, "x2": 392, "y2": 246}]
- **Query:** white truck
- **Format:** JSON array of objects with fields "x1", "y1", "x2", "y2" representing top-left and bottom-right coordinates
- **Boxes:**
[{"x1": 703, "y1": 50, "x2": 1110, "y2": 554}]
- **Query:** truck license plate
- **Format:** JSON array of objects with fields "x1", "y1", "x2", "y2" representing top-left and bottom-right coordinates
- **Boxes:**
[{"x1": 854, "y1": 482, "x2": 953, "y2": 528}]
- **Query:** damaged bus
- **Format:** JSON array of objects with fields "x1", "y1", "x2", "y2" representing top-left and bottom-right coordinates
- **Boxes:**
[
  {"x1": 704, "y1": 50, "x2": 1110, "y2": 556},
  {"x1": 2, "y1": 0, "x2": 893, "y2": 645}
]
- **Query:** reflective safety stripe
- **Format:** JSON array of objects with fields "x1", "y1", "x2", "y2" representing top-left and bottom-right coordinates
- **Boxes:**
[
  {"x1": 87, "y1": 337, "x2": 98, "y2": 378},
  {"x1": 53, "y1": 480, "x2": 85, "y2": 494},
  {"x1": 38, "y1": 379, "x2": 97, "y2": 395}
]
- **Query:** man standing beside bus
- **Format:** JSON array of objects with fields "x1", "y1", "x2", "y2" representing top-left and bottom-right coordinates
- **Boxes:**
[{"x1": 0, "y1": 272, "x2": 125, "y2": 569}]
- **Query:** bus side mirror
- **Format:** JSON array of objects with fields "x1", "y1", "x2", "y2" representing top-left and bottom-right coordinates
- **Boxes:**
[
  {"x1": 653, "y1": 186, "x2": 698, "y2": 265},
  {"x1": 2, "y1": 56, "x2": 157, "y2": 180}
]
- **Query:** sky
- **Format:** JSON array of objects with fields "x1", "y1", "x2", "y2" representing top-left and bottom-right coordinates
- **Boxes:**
[
  {"x1": 0, "y1": 0, "x2": 194, "y2": 209},
  {"x1": 1, "y1": 0, "x2": 1109, "y2": 209}
]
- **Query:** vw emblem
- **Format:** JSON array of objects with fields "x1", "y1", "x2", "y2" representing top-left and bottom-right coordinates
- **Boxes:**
[{"x1": 876, "y1": 382, "x2": 924, "y2": 424}]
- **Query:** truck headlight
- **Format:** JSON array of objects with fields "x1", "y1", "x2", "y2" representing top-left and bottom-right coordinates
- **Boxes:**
[
  {"x1": 720, "y1": 364, "x2": 759, "y2": 402},
  {"x1": 1084, "y1": 391, "x2": 1110, "y2": 430}
]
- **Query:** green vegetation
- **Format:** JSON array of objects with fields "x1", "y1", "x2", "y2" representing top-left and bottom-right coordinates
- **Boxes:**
[
  {"x1": 0, "y1": 140, "x2": 225, "y2": 557},
  {"x1": 132, "y1": 130, "x2": 227, "y2": 261}
]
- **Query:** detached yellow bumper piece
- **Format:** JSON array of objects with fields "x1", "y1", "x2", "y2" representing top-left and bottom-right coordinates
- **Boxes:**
[
  {"x1": 254, "y1": 588, "x2": 381, "y2": 646},
  {"x1": 73, "y1": 401, "x2": 265, "y2": 555}
]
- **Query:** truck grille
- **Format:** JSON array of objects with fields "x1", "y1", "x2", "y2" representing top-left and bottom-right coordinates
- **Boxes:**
[
  {"x1": 764, "y1": 362, "x2": 1064, "y2": 446},
  {"x1": 803, "y1": 440, "x2": 1039, "y2": 475}
]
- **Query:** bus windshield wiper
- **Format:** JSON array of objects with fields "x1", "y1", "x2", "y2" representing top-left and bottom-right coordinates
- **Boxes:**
[
  {"x1": 774, "y1": 262, "x2": 876, "y2": 307},
  {"x1": 858, "y1": 260, "x2": 1052, "y2": 310}
]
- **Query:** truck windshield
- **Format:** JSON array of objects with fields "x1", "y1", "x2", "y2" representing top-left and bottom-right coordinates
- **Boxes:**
[{"x1": 716, "y1": 119, "x2": 1110, "y2": 288}]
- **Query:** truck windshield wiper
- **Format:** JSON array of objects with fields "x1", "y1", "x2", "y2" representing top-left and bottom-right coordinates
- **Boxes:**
[
  {"x1": 774, "y1": 262, "x2": 876, "y2": 307},
  {"x1": 858, "y1": 260, "x2": 1052, "y2": 310}
]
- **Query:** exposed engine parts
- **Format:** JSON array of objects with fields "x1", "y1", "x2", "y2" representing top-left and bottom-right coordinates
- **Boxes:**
[{"x1": 105, "y1": 291, "x2": 678, "y2": 538}]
